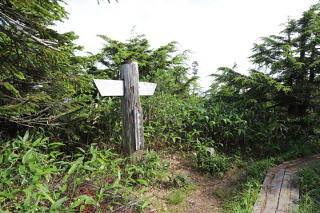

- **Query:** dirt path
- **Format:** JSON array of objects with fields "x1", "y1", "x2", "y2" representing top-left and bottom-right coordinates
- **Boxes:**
[{"x1": 144, "y1": 154, "x2": 243, "y2": 213}]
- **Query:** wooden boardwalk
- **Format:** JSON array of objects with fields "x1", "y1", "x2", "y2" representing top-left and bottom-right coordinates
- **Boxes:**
[{"x1": 253, "y1": 155, "x2": 320, "y2": 213}]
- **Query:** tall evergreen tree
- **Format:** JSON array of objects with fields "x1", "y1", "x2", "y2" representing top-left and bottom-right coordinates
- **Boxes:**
[
  {"x1": 212, "y1": 3, "x2": 320, "y2": 117},
  {"x1": 207, "y1": 3, "x2": 320, "y2": 154},
  {"x1": 251, "y1": 4, "x2": 320, "y2": 115}
]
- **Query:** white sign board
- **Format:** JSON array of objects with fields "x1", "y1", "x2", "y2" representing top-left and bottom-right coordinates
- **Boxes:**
[{"x1": 93, "y1": 79, "x2": 157, "y2": 97}]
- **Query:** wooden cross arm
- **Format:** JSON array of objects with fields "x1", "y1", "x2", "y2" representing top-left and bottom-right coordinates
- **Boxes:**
[{"x1": 93, "y1": 79, "x2": 157, "y2": 97}]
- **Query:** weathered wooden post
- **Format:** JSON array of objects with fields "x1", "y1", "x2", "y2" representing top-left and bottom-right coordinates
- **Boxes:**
[
  {"x1": 120, "y1": 61, "x2": 144, "y2": 159},
  {"x1": 93, "y1": 61, "x2": 156, "y2": 160}
]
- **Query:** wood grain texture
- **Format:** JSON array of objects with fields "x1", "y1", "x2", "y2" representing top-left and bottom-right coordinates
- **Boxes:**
[
  {"x1": 120, "y1": 62, "x2": 144, "y2": 156},
  {"x1": 263, "y1": 169, "x2": 285, "y2": 211},
  {"x1": 277, "y1": 172, "x2": 291, "y2": 212},
  {"x1": 253, "y1": 168, "x2": 294, "y2": 213},
  {"x1": 288, "y1": 177, "x2": 299, "y2": 213},
  {"x1": 253, "y1": 168, "x2": 277, "y2": 212}
]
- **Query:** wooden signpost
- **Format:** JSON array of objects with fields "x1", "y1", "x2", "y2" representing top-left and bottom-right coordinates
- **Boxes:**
[{"x1": 93, "y1": 61, "x2": 156, "y2": 160}]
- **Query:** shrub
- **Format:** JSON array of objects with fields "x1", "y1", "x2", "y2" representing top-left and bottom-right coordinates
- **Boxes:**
[
  {"x1": 298, "y1": 164, "x2": 320, "y2": 212},
  {"x1": 0, "y1": 132, "x2": 174, "y2": 212},
  {"x1": 196, "y1": 145, "x2": 232, "y2": 176}
]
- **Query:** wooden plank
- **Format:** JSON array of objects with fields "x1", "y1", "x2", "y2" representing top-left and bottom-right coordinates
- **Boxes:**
[
  {"x1": 120, "y1": 62, "x2": 144, "y2": 157},
  {"x1": 288, "y1": 174, "x2": 299, "y2": 213},
  {"x1": 252, "y1": 207, "x2": 262, "y2": 213},
  {"x1": 253, "y1": 199, "x2": 264, "y2": 212},
  {"x1": 263, "y1": 209, "x2": 276, "y2": 213},
  {"x1": 93, "y1": 79, "x2": 156, "y2": 96},
  {"x1": 263, "y1": 169, "x2": 285, "y2": 212},
  {"x1": 253, "y1": 156, "x2": 320, "y2": 213},
  {"x1": 253, "y1": 172, "x2": 276, "y2": 212},
  {"x1": 277, "y1": 172, "x2": 291, "y2": 212},
  {"x1": 262, "y1": 169, "x2": 277, "y2": 186}
]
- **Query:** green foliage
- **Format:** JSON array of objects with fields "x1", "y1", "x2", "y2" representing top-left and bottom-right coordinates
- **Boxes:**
[
  {"x1": 245, "y1": 159, "x2": 274, "y2": 181},
  {"x1": 196, "y1": 145, "x2": 232, "y2": 176},
  {"x1": 0, "y1": 131, "x2": 65, "y2": 211},
  {"x1": 224, "y1": 180, "x2": 261, "y2": 213},
  {"x1": 298, "y1": 164, "x2": 320, "y2": 212},
  {"x1": 2, "y1": 1, "x2": 320, "y2": 212},
  {"x1": 223, "y1": 158, "x2": 272, "y2": 212},
  {"x1": 209, "y1": 69, "x2": 294, "y2": 156},
  {"x1": 143, "y1": 94, "x2": 203, "y2": 150},
  {"x1": 68, "y1": 96, "x2": 123, "y2": 147},
  {"x1": 169, "y1": 171, "x2": 190, "y2": 188},
  {"x1": 0, "y1": 0, "x2": 92, "y2": 138},
  {"x1": 125, "y1": 150, "x2": 170, "y2": 186},
  {"x1": 250, "y1": 5, "x2": 320, "y2": 117},
  {"x1": 167, "y1": 190, "x2": 186, "y2": 205},
  {"x1": 194, "y1": 100, "x2": 249, "y2": 152},
  {"x1": 205, "y1": 5, "x2": 320, "y2": 157},
  {"x1": 0, "y1": 132, "x2": 178, "y2": 212}
]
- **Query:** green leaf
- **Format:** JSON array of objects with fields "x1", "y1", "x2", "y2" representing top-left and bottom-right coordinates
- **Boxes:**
[
  {"x1": 141, "y1": 201, "x2": 149, "y2": 209},
  {"x1": 22, "y1": 149, "x2": 33, "y2": 164},
  {"x1": 22, "y1": 131, "x2": 30, "y2": 143},
  {"x1": 112, "y1": 169, "x2": 121, "y2": 186},
  {"x1": 137, "y1": 179, "x2": 149, "y2": 186},
  {"x1": 70, "y1": 197, "x2": 85, "y2": 209},
  {"x1": 67, "y1": 157, "x2": 84, "y2": 175},
  {"x1": 19, "y1": 165, "x2": 26, "y2": 175},
  {"x1": 63, "y1": 174, "x2": 70, "y2": 182},
  {"x1": 51, "y1": 197, "x2": 68, "y2": 209},
  {"x1": 62, "y1": 184, "x2": 67, "y2": 193},
  {"x1": 49, "y1": 142, "x2": 65, "y2": 148},
  {"x1": 13, "y1": 70, "x2": 25, "y2": 80},
  {"x1": 37, "y1": 184, "x2": 55, "y2": 204},
  {"x1": 32, "y1": 136, "x2": 43, "y2": 147},
  {"x1": 67, "y1": 163, "x2": 78, "y2": 176},
  {"x1": 70, "y1": 195, "x2": 94, "y2": 209},
  {"x1": 1, "y1": 82, "x2": 21, "y2": 97}
]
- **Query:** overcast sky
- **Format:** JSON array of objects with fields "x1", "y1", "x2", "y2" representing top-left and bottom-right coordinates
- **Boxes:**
[{"x1": 56, "y1": 0, "x2": 319, "y2": 91}]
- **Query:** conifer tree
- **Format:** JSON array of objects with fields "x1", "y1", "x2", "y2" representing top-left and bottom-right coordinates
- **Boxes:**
[
  {"x1": 213, "y1": 3, "x2": 320, "y2": 117},
  {"x1": 0, "y1": 0, "x2": 86, "y2": 136},
  {"x1": 251, "y1": 4, "x2": 320, "y2": 115}
]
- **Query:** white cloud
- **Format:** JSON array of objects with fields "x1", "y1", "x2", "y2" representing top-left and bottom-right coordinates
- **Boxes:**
[{"x1": 56, "y1": 0, "x2": 319, "y2": 91}]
